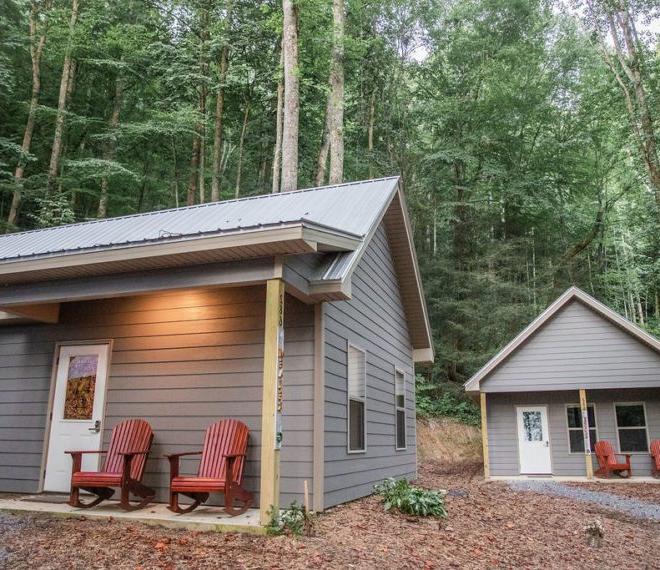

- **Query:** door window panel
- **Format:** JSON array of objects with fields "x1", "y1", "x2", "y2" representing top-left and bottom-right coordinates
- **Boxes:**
[
  {"x1": 523, "y1": 411, "x2": 543, "y2": 442},
  {"x1": 63, "y1": 355, "x2": 99, "y2": 420}
]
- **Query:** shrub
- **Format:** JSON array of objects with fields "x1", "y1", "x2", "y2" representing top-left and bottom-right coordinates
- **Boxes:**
[
  {"x1": 374, "y1": 478, "x2": 448, "y2": 518},
  {"x1": 266, "y1": 501, "x2": 315, "y2": 536},
  {"x1": 416, "y1": 377, "x2": 481, "y2": 426}
]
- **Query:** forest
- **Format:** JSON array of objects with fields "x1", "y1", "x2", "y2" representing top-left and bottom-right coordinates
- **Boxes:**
[{"x1": 0, "y1": 0, "x2": 658, "y2": 399}]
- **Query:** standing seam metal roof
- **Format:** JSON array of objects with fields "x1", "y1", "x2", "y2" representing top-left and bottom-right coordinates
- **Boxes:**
[{"x1": 0, "y1": 177, "x2": 400, "y2": 262}]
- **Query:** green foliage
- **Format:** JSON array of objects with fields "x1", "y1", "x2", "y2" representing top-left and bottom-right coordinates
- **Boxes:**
[
  {"x1": 0, "y1": 0, "x2": 657, "y2": 402},
  {"x1": 373, "y1": 478, "x2": 448, "y2": 518},
  {"x1": 266, "y1": 501, "x2": 315, "y2": 536},
  {"x1": 416, "y1": 376, "x2": 481, "y2": 426}
]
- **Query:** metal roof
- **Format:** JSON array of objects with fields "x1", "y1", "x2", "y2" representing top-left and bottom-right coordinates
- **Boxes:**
[{"x1": 0, "y1": 177, "x2": 399, "y2": 262}]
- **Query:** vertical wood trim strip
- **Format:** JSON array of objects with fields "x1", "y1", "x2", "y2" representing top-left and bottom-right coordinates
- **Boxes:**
[
  {"x1": 579, "y1": 388, "x2": 594, "y2": 479},
  {"x1": 259, "y1": 279, "x2": 284, "y2": 525},
  {"x1": 480, "y1": 392, "x2": 489, "y2": 479},
  {"x1": 312, "y1": 303, "x2": 325, "y2": 512}
]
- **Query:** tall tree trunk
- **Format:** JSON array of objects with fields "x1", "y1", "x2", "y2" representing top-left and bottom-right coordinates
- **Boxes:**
[
  {"x1": 210, "y1": 42, "x2": 229, "y2": 201},
  {"x1": 234, "y1": 101, "x2": 250, "y2": 198},
  {"x1": 98, "y1": 75, "x2": 123, "y2": 218},
  {"x1": 187, "y1": 133, "x2": 200, "y2": 205},
  {"x1": 367, "y1": 90, "x2": 375, "y2": 179},
  {"x1": 271, "y1": 48, "x2": 284, "y2": 193},
  {"x1": 187, "y1": 4, "x2": 209, "y2": 206},
  {"x1": 594, "y1": 3, "x2": 660, "y2": 212},
  {"x1": 199, "y1": 114, "x2": 206, "y2": 204},
  {"x1": 8, "y1": 0, "x2": 49, "y2": 227},
  {"x1": 328, "y1": 0, "x2": 344, "y2": 184},
  {"x1": 47, "y1": 0, "x2": 78, "y2": 195},
  {"x1": 210, "y1": 0, "x2": 231, "y2": 202},
  {"x1": 281, "y1": 0, "x2": 299, "y2": 193},
  {"x1": 314, "y1": 96, "x2": 332, "y2": 186}
]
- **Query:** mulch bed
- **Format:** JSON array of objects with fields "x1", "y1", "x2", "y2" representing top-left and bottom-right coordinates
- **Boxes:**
[{"x1": 1, "y1": 461, "x2": 657, "y2": 569}]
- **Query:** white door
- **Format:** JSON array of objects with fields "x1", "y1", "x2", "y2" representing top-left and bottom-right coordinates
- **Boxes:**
[
  {"x1": 43, "y1": 344, "x2": 110, "y2": 492},
  {"x1": 516, "y1": 406, "x2": 552, "y2": 474}
]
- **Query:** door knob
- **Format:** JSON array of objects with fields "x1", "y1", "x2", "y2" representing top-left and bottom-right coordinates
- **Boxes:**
[
  {"x1": 544, "y1": 441, "x2": 549, "y2": 447},
  {"x1": 88, "y1": 420, "x2": 101, "y2": 433}
]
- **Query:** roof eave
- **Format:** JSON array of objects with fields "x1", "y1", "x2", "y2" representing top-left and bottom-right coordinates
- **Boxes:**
[{"x1": 0, "y1": 222, "x2": 361, "y2": 282}]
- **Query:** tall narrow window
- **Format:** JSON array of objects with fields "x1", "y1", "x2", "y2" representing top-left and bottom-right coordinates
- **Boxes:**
[
  {"x1": 615, "y1": 403, "x2": 649, "y2": 452},
  {"x1": 347, "y1": 345, "x2": 366, "y2": 452},
  {"x1": 566, "y1": 404, "x2": 597, "y2": 453},
  {"x1": 395, "y1": 370, "x2": 406, "y2": 450}
]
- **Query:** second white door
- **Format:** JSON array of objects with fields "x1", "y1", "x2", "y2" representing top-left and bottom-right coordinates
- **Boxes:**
[{"x1": 516, "y1": 406, "x2": 551, "y2": 474}]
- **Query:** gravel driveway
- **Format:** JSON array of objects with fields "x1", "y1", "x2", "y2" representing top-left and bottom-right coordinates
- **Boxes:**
[{"x1": 509, "y1": 480, "x2": 660, "y2": 521}]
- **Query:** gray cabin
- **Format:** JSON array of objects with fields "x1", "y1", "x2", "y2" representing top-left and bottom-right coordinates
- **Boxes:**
[
  {"x1": 0, "y1": 177, "x2": 433, "y2": 524},
  {"x1": 465, "y1": 287, "x2": 660, "y2": 479}
]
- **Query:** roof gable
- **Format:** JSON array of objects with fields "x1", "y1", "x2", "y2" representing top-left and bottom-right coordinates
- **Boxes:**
[{"x1": 465, "y1": 287, "x2": 660, "y2": 392}]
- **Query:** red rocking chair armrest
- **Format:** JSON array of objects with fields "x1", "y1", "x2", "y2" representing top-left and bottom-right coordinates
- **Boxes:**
[
  {"x1": 164, "y1": 451, "x2": 203, "y2": 459},
  {"x1": 118, "y1": 450, "x2": 150, "y2": 456},
  {"x1": 65, "y1": 450, "x2": 107, "y2": 455},
  {"x1": 223, "y1": 453, "x2": 246, "y2": 459}
]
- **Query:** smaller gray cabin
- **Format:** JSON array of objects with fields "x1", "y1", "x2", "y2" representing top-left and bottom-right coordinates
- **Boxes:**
[{"x1": 465, "y1": 287, "x2": 660, "y2": 479}]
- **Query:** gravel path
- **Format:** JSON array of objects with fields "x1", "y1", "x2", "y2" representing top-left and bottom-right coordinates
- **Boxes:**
[{"x1": 509, "y1": 480, "x2": 660, "y2": 521}]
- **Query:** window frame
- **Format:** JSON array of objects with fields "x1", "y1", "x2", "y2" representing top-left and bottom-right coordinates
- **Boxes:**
[
  {"x1": 565, "y1": 403, "x2": 598, "y2": 454},
  {"x1": 394, "y1": 368, "x2": 407, "y2": 451},
  {"x1": 346, "y1": 343, "x2": 367, "y2": 454},
  {"x1": 614, "y1": 401, "x2": 649, "y2": 454}
]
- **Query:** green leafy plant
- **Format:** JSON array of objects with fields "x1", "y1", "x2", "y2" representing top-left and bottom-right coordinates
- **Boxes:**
[
  {"x1": 374, "y1": 478, "x2": 448, "y2": 518},
  {"x1": 266, "y1": 501, "x2": 315, "y2": 536},
  {"x1": 416, "y1": 377, "x2": 481, "y2": 426}
]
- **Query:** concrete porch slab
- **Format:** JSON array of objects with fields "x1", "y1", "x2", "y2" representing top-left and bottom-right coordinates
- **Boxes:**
[
  {"x1": 0, "y1": 496, "x2": 264, "y2": 534},
  {"x1": 489, "y1": 475, "x2": 660, "y2": 483}
]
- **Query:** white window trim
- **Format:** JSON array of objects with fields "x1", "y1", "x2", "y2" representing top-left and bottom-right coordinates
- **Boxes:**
[
  {"x1": 613, "y1": 401, "x2": 650, "y2": 454},
  {"x1": 346, "y1": 343, "x2": 367, "y2": 454},
  {"x1": 394, "y1": 368, "x2": 407, "y2": 451},
  {"x1": 565, "y1": 403, "x2": 598, "y2": 455}
]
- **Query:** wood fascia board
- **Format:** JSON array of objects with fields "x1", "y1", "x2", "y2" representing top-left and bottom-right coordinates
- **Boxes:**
[
  {"x1": 302, "y1": 226, "x2": 361, "y2": 252},
  {"x1": 0, "y1": 302, "x2": 60, "y2": 323},
  {"x1": 0, "y1": 258, "x2": 278, "y2": 307},
  {"x1": 308, "y1": 278, "x2": 351, "y2": 299},
  {"x1": 390, "y1": 186, "x2": 434, "y2": 358},
  {"x1": 464, "y1": 286, "x2": 660, "y2": 393},
  {"x1": 412, "y1": 347, "x2": 434, "y2": 364},
  {"x1": 0, "y1": 225, "x2": 314, "y2": 277}
]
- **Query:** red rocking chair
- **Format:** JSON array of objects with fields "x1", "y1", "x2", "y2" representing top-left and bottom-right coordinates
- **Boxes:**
[
  {"x1": 67, "y1": 419, "x2": 155, "y2": 510},
  {"x1": 594, "y1": 440, "x2": 632, "y2": 478},
  {"x1": 650, "y1": 440, "x2": 660, "y2": 478},
  {"x1": 166, "y1": 419, "x2": 254, "y2": 516}
]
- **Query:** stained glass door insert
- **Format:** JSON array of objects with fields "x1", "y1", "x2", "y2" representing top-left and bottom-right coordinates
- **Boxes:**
[{"x1": 63, "y1": 355, "x2": 99, "y2": 420}]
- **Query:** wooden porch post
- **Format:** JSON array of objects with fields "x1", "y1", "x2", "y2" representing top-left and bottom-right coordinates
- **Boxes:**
[
  {"x1": 480, "y1": 392, "x2": 489, "y2": 479},
  {"x1": 259, "y1": 278, "x2": 284, "y2": 525},
  {"x1": 579, "y1": 388, "x2": 594, "y2": 479}
]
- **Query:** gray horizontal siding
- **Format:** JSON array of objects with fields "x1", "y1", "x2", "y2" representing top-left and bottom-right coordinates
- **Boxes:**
[
  {"x1": 483, "y1": 300, "x2": 660, "y2": 393},
  {"x1": 324, "y1": 223, "x2": 416, "y2": 508},
  {"x1": 0, "y1": 285, "x2": 315, "y2": 506},
  {"x1": 487, "y1": 389, "x2": 660, "y2": 477}
]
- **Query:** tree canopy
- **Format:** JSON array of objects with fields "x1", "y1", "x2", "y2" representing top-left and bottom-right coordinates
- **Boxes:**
[{"x1": 0, "y1": 0, "x2": 658, "y2": 394}]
